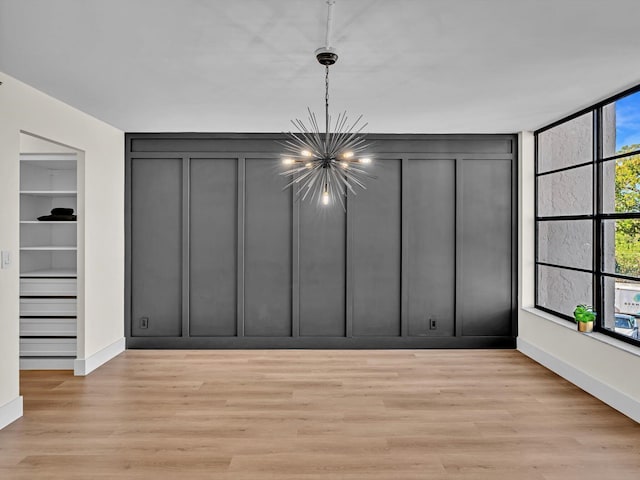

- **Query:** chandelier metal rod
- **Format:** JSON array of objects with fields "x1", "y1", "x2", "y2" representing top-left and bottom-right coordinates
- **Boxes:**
[
  {"x1": 325, "y1": 0, "x2": 336, "y2": 48},
  {"x1": 325, "y1": 65, "x2": 330, "y2": 145}
]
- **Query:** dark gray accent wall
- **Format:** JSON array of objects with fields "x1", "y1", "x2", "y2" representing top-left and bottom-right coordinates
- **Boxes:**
[
  {"x1": 407, "y1": 159, "x2": 456, "y2": 337},
  {"x1": 244, "y1": 158, "x2": 293, "y2": 336},
  {"x1": 125, "y1": 134, "x2": 517, "y2": 349},
  {"x1": 299, "y1": 197, "x2": 346, "y2": 337},
  {"x1": 350, "y1": 159, "x2": 402, "y2": 337},
  {"x1": 189, "y1": 158, "x2": 237, "y2": 336},
  {"x1": 130, "y1": 158, "x2": 183, "y2": 337},
  {"x1": 459, "y1": 159, "x2": 513, "y2": 337}
]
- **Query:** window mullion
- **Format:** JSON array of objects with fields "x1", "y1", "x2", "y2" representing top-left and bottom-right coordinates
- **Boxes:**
[
  {"x1": 599, "y1": 149, "x2": 640, "y2": 163},
  {"x1": 534, "y1": 133, "x2": 539, "y2": 308},
  {"x1": 594, "y1": 107, "x2": 603, "y2": 330}
]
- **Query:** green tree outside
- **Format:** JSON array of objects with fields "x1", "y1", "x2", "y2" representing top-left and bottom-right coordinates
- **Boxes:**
[{"x1": 614, "y1": 144, "x2": 640, "y2": 276}]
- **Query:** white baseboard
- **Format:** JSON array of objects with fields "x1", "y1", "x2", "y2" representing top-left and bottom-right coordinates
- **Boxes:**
[
  {"x1": 0, "y1": 396, "x2": 23, "y2": 430},
  {"x1": 74, "y1": 337, "x2": 125, "y2": 376},
  {"x1": 518, "y1": 338, "x2": 640, "y2": 424}
]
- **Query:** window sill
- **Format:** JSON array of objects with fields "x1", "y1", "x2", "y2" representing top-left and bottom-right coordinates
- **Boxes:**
[{"x1": 521, "y1": 306, "x2": 640, "y2": 359}]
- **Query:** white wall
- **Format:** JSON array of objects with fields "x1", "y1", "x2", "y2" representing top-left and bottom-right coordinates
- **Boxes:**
[
  {"x1": 518, "y1": 131, "x2": 640, "y2": 423},
  {"x1": 0, "y1": 72, "x2": 124, "y2": 422}
]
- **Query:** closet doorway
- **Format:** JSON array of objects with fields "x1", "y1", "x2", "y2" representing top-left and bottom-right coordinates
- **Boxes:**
[{"x1": 19, "y1": 133, "x2": 84, "y2": 371}]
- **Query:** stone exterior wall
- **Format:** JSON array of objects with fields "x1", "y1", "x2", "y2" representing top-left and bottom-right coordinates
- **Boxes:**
[
  {"x1": 536, "y1": 107, "x2": 616, "y2": 325},
  {"x1": 538, "y1": 112, "x2": 592, "y2": 173}
]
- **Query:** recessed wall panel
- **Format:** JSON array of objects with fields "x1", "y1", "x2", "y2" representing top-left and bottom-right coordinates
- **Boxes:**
[
  {"x1": 350, "y1": 160, "x2": 402, "y2": 336},
  {"x1": 407, "y1": 159, "x2": 455, "y2": 336},
  {"x1": 189, "y1": 158, "x2": 237, "y2": 336},
  {"x1": 299, "y1": 202, "x2": 346, "y2": 336},
  {"x1": 131, "y1": 158, "x2": 182, "y2": 337},
  {"x1": 244, "y1": 159, "x2": 292, "y2": 336},
  {"x1": 460, "y1": 159, "x2": 512, "y2": 336}
]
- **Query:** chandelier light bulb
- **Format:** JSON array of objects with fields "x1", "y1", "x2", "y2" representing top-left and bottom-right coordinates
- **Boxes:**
[
  {"x1": 359, "y1": 157, "x2": 371, "y2": 164},
  {"x1": 322, "y1": 189, "x2": 330, "y2": 205},
  {"x1": 306, "y1": 162, "x2": 314, "y2": 169},
  {"x1": 282, "y1": 157, "x2": 295, "y2": 165},
  {"x1": 340, "y1": 161, "x2": 348, "y2": 168},
  {"x1": 342, "y1": 151, "x2": 354, "y2": 159},
  {"x1": 301, "y1": 150, "x2": 313, "y2": 157}
]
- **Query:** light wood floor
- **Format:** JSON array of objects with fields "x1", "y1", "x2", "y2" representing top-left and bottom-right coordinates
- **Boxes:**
[{"x1": 1, "y1": 350, "x2": 640, "y2": 479}]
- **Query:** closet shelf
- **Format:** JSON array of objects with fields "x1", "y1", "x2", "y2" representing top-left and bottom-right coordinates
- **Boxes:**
[
  {"x1": 20, "y1": 190, "x2": 77, "y2": 196},
  {"x1": 20, "y1": 269, "x2": 77, "y2": 278},
  {"x1": 20, "y1": 246, "x2": 77, "y2": 251},
  {"x1": 19, "y1": 153, "x2": 77, "y2": 164},
  {"x1": 20, "y1": 221, "x2": 77, "y2": 224}
]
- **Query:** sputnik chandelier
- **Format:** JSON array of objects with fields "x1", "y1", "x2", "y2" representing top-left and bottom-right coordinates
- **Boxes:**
[{"x1": 279, "y1": 0, "x2": 374, "y2": 209}]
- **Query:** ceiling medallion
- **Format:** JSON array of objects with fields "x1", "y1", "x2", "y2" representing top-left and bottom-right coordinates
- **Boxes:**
[{"x1": 279, "y1": 0, "x2": 374, "y2": 209}]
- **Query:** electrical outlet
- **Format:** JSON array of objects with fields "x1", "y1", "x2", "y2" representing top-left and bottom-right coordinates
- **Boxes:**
[
  {"x1": 140, "y1": 317, "x2": 149, "y2": 329},
  {"x1": 429, "y1": 319, "x2": 437, "y2": 330}
]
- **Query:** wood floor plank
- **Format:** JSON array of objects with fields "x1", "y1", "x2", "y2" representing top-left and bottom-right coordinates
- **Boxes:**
[{"x1": 0, "y1": 350, "x2": 639, "y2": 479}]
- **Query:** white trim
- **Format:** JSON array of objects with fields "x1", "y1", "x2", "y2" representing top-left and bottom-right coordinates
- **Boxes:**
[
  {"x1": 20, "y1": 153, "x2": 77, "y2": 161},
  {"x1": 521, "y1": 306, "x2": 576, "y2": 330},
  {"x1": 74, "y1": 337, "x2": 125, "y2": 376},
  {"x1": 0, "y1": 396, "x2": 23, "y2": 430},
  {"x1": 522, "y1": 306, "x2": 640, "y2": 358},
  {"x1": 518, "y1": 338, "x2": 640, "y2": 424}
]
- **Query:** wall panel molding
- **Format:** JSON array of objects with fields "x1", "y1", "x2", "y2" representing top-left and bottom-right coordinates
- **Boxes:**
[{"x1": 125, "y1": 133, "x2": 517, "y2": 349}]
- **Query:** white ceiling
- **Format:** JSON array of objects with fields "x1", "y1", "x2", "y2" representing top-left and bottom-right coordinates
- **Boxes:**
[{"x1": 2, "y1": 0, "x2": 640, "y2": 133}]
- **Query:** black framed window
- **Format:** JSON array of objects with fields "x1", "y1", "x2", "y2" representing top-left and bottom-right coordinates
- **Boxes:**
[{"x1": 535, "y1": 85, "x2": 640, "y2": 347}]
